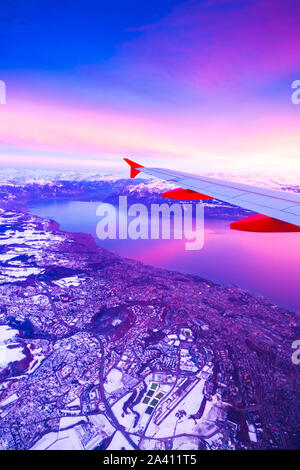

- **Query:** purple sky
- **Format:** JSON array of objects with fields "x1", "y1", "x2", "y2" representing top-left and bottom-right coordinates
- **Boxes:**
[{"x1": 0, "y1": 0, "x2": 300, "y2": 181}]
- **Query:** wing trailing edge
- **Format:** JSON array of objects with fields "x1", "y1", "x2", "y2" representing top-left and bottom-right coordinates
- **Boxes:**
[
  {"x1": 162, "y1": 188, "x2": 213, "y2": 201},
  {"x1": 230, "y1": 214, "x2": 300, "y2": 232}
]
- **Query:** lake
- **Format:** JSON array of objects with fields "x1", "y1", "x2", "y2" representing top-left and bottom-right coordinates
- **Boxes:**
[{"x1": 29, "y1": 199, "x2": 300, "y2": 313}]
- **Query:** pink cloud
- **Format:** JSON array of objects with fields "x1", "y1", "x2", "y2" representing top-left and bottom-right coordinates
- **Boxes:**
[
  {"x1": 1, "y1": 95, "x2": 299, "y2": 175},
  {"x1": 1, "y1": 0, "x2": 300, "y2": 179},
  {"x1": 113, "y1": 0, "x2": 300, "y2": 92}
]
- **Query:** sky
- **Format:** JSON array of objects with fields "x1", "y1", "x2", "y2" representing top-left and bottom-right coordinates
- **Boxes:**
[{"x1": 0, "y1": 0, "x2": 300, "y2": 181}]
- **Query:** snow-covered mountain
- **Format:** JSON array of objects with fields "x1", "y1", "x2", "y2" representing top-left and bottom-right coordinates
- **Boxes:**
[
  {"x1": 0, "y1": 168, "x2": 121, "y2": 185},
  {"x1": 206, "y1": 171, "x2": 300, "y2": 193},
  {"x1": 0, "y1": 168, "x2": 298, "y2": 220}
]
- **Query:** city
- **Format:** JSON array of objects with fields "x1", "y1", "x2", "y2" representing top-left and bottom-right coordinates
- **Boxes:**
[{"x1": 0, "y1": 202, "x2": 299, "y2": 450}]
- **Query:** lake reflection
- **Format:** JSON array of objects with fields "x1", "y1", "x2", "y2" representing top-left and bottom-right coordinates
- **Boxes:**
[{"x1": 29, "y1": 199, "x2": 300, "y2": 313}]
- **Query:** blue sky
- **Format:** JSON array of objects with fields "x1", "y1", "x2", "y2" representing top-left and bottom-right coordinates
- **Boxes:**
[{"x1": 1, "y1": 1, "x2": 184, "y2": 70}]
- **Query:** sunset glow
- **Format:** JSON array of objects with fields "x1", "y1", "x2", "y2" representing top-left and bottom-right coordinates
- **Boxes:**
[{"x1": 1, "y1": 0, "x2": 300, "y2": 181}]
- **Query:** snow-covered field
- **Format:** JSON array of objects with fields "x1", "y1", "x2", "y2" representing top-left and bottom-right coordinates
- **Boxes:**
[{"x1": 0, "y1": 325, "x2": 25, "y2": 370}]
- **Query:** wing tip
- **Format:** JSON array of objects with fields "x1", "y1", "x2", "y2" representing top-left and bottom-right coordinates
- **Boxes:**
[{"x1": 123, "y1": 158, "x2": 144, "y2": 178}]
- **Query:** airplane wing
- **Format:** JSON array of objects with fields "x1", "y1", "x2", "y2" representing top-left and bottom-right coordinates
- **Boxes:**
[{"x1": 124, "y1": 158, "x2": 300, "y2": 232}]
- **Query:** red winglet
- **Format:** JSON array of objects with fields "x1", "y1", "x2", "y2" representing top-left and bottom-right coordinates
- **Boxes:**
[
  {"x1": 162, "y1": 188, "x2": 213, "y2": 201},
  {"x1": 123, "y1": 158, "x2": 144, "y2": 178},
  {"x1": 230, "y1": 213, "x2": 300, "y2": 232}
]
